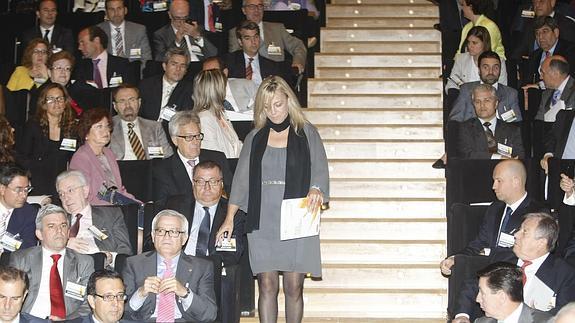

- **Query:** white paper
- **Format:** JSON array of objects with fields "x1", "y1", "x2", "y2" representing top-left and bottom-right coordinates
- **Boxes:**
[
  {"x1": 524, "y1": 275, "x2": 556, "y2": 311},
  {"x1": 280, "y1": 198, "x2": 320, "y2": 241},
  {"x1": 226, "y1": 110, "x2": 254, "y2": 121}
]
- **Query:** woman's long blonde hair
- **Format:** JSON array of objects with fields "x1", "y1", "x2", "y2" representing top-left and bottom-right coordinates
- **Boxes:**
[{"x1": 192, "y1": 69, "x2": 227, "y2": 119}]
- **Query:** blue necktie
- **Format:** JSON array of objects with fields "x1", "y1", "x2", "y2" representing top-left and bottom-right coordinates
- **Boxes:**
[
  {"x1": 195, "y1": 206, "x2": 211, "y2": 256},
  {"x1": 501, "y1": 206, "x2": 512, "y2": 233},
  {"x1": 551, "y1": 89, "x2": 561, "y2": 106}
]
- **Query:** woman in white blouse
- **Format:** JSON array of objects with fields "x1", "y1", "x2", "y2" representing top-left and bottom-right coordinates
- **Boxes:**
[{"x1": 192, "y1": 69, "x2": 243, "y2": 158}]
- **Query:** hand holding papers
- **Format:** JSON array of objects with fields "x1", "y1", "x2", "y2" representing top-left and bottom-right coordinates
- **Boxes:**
[{"x1": 281, "y1": 197, "x2": 321, "y2": 241}]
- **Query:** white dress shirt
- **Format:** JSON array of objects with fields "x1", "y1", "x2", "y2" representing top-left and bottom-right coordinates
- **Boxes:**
[
  {"x1": 519, "y1": 253, "x2": 550, "y2": 309},
  {"x1": 161, "y1": 77, "x2": 178, "y2": 109},
  {"x1": 177, "y1": 150, "x2": 199, "y2": 183},
  {"x1": 29, "y1": 248, "x2": 66, "y2": 319}
]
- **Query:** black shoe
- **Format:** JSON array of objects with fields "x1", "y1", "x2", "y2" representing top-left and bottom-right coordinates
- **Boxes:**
[
  {"x1": 432, "y1": 158, "x2": 445, "y2": 169},
  {"x1": 433, "y1": 23, "x2": 442, "y2": 32}
]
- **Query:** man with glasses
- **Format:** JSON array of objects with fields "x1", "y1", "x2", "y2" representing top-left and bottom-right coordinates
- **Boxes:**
[
  {"x1": 110, "y1": 84, "x2": 173, "y2": 160},
  {"x1": 9, "y1": 204, "x2": 94, "y2": 320},
  {"x1": 162, "y1": 160, "x2": 245, "y2": 323},
  {"x1": 123, "y1": 209, "x2": 217, "y2": 322},
  {"x1": 21, "y1": 0, "x2": 75, "y2": 55},
  {"x1": 0, "y1": 166, "x2": 38, "y2": 254},
  {"x1": 152, "y1": 0, "x2": 218, "y2": 62},
  {"x1": 152, "y1": 111, "x2": 232, "y2": 203}
]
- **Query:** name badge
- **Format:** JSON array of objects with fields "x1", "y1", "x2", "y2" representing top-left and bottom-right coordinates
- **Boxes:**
[
  {"x1": 500, "y1": 108, "x2": 517, "y2": 122},
  {"x1": 129, "y1": 48, "x2": 142, "y2": 59},
  {"x1": 216, "y1": 237, "x2": 237, "y2": 252},
  {"x1": 267, "y1": 44, "x2": 282, "y2": 56},
  {"x1": 147, "y1": 146, "x2": 164, "y2": 159},
  {"x1": 153, "y1": 1, "x2": 168, "y2": 11},
  {"x1": 33, "y1": 77, "x2": 47, "y2": 85},
  {"x1": 481, "y1": 248, "x2": 491, "y2": 256},
  {"x1": 521, "y1": 10, "x2": 535, "y2": 18},
  {"x1": 0, "y1": 233, "x2": 22, "y2": 252},
  {"x1": 288, "y1": 2, "x2": 301, "y2": 10},
  {"x1": 190, "y1": 45, "x2": 203, "y2": 54},
  {"x1": 498, "y1": 232, "x2": 515, "y2": 248},
  {"x1": 65, "y1": 281, "x2": 87, "y2": 301},
  {"x1": 88, "y1": 226, "x2": 108, "y2": 241},
  {"x1": 60, "y1": 138, "x2": 77, "y2": 152},
  {"x1": 52, "y1": 47, "x2": 63, "y2": 54},
  {"x1": 158, "y1": 105, "x2": 177, "y2": 122},
  {"x1": 109, "y1": 75, "x2": 123, "y2": 88},
  {"x1": 497, "y1": 143, "x2": 513, "y2": 158},
  {"x1": 215, "y1": 22, "x2": 223, "y2": 32}
]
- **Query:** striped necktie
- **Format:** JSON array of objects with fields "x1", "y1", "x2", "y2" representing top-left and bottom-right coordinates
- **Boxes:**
[
  {"x1": 114, "y1": 27, "x2": 124, "y2": 57},
  {"x1": 156, "y1": 258, "x2": 175, "y2": 322},
  {"x1": 246, "y1": 57, "x2": 254, "y2": 80},
  {"x1": 128, "y1": 123, "x2": 146, "y2": 160}
]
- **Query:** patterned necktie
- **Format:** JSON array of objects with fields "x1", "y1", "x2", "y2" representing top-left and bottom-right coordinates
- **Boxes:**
[
  {"x1": 0, "y1": 212, "x2": 8, "y2": 238},
  {"x1": 50, "y1": 254, "x2": 66, "y2": 319},
  {"x1": 92, "y1": 59, "x2": 103, "y2": 88},
  {"x1": 483, "y1": 122, "x2": 497, "y2": 154},
  {"x1": 69, "y1": 213, "x2": 83, "y2": 238},
  {"x1": 114, "y1": 27, "x2": 124, "y2": 57},
  {"x1": 551, "y1": 89, "x2": 561, "y2": 106},
  {"x1": 156, "y1": 258, "x2": 175, "y2": 322},
  {"x1": 43, "y1": 29, "x2": 50, "y2": 43},
  {"x1": 127, "y1": 123, "x2": 146, "y2": 160},
  {"x1": 208, "y1": 3, "x2": 216, "y2": 32},
  {"x1": 246, "y1": 57, "x2": 254, "y2": 80},
  {"x1": 196, "y1": 206, "x2": 211, "y2": 256},
  {"x1": 521, "y1": 260, "x2": 532, "y2": 285}
]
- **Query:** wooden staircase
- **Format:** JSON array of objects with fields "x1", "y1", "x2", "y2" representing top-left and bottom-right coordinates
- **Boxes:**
[{"x1": 242, "y1": 0, "x2": 447, "y2": 321}]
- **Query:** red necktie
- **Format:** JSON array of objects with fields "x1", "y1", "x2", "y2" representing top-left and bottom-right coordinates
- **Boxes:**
[
  {"x1": 246, "y1": 58, "x2": 254, "y2": 80},
  {"x1": 521, "y1": 260, "x2": 532, "y2": 285},
  {"x1": 50, "y1": 254, "x2": 66, "y2": 319},
  {"x1": 69, "y1": 214, "x2": 83, "y2": 238},
  {"x1": 208, "y1": 3, "x2": 216, "y2": 32}
]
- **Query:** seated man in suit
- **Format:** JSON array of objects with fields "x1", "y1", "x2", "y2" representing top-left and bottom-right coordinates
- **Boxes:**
[
  {"x1": 456, "y1": 84, "x2": 525, "y2": 159},
  {"x1": 152, "y1": 111, "x2": 232, "y2": 203},
  {"x1": 123, "y1": 209, "x2": 217, "y2": 322},
  {"x1": 152, "y1": 0, "x2": 218, "y2": 62},
  {"x1": 449, "y1": 51, "x2": 522, "y2": 123},
  {"x1": 535, "y1": 55, "x2": 574, "y2": 123},
  {"x1": 96, "y1": 0, "x2": 152, "y2": 69},
  {"x1": 225, "y1": 20, "x2": 292, "y2": 88},
  {"x1": 554, "y1": 302, "x2": 575, "y2": 323},
  {"x1": 228, "y1": 0, "x2": 307, "y2": 73},
  {"x1": 138, "y1": 47, "x2": 194, "y2": 122},
  {"x1": 21, "y1": 0, "x2": 74, "y2": 54},
  {"x1": 75, "y1": 26, "x2": 137, "y2": 89},
  {"x1": 440, "y1": 160, "x2": 547, "y2": 276},
  {"x1": 9, "y1": 204, "x2": 94, "y2": 320},
  {"x1": 110, "y1": 84, "x2": 174, "y2": 160},
  {"x1": 473, "y1": 262, "x2": 552, "y2": 323},
  {"x1": 0, "y1": 266, "x2": 47, "y2": 322},
  {"x1": 68, "y1": 269, "x2": 136, "y2": 323},
  {"x1": 163, "y1": 160, "x2": 245, "y2": 323},
  {"x1": 453, "y1": 213, "x2": 575, "y2": 322},
  {"x1": 56, "y1": 170, "x2": 132, "y2": 268},
  {"x1": 0, "y1": 165, "x2": 38, "y2": 253}
]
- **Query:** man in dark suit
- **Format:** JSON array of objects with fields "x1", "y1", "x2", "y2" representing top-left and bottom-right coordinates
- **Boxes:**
[
  {"x1": 122, "y1": 209, "x2": 217, "y2": 322},
  {"x1": 9, "y1": 204, "x2": 94, "y2": 320},
  {"x1": 74, "y1": 26, "x2": 137, "y2": 89},
  {"x1": 138, "y1": 47, "x2": 194, "y2": 122},
  {"x1": 56, "y1": 170, "x2": 132, "y2": 268},
  {"x1": 440, "y1": 160, "x2": 547, "y2": 276},
  {"x1": 456, "y1": 84, "x2": 525, "y2": 159},
  {"x1": 449, "y1": 51, "x2": 522, "y2": 123},
  {"x1": 0, "y1": 166, "x2": 38, "y2": 253},
  {"x1": 0, "y1": 266, "x2": 48, "y2": 322},
  {"x1": 153, "y1": 111, "x2": 232, "y2": 202},
  {"x1": 20, "y1": 0, "x2": 74, "y2": 54},
  {"x1": 473, "y1": 262, "x2": 552, "y2": 323},
  {"x1": 225, "y1": 20, "x2": 292, "y2": 87},
  {"x1": 110, "y1": 84, "x2": 174, "y2": 160},
  {"x1": 163, "y1": 160, "x2": 245, "y2": 323},
  {"x1": 152, "y1": 0, "x2": 218, "y2": 62},
  {"x1": 453, "y1": 213, "x2": 575, "y2": 321}
]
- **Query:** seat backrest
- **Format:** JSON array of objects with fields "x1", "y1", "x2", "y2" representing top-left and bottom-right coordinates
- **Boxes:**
[
  {"x1": 446, "y1": 160, "x2": 498, "y2": 209},
  {"x1": 447, "y1": 203, "x2": 488, "y2": 256},
  {"x1": 447, "y1": 254, "x2": 489, "y2": 320},
  {"x1": 118, "y1": 159, "x2": 154, "y2": 203}
]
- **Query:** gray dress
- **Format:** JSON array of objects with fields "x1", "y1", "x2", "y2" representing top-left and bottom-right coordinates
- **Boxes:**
[{"x1": 229, "y1": 123, "x2": 329, "y2": 277}]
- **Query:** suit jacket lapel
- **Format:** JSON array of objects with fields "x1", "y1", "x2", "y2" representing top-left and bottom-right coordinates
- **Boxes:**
[
  {"x1": 171, "y1": 154, "x2": 192, "y2": 191},
  {"x1": 27, "y1": 248, "x2": 44, "y2": 308},
  {"x1": 138, "y1": 117, "x2": 151, "y2": 153},
  {"x1": 111, "y1": 116, "x2": 125, "y2": 159},
  {"x1": 63, "y1": 249, "x2": 78, "y2": 311},
  {"x1": 519, "y1": 304, "x2": 535, "y2": 323},
  {"x1": 491, "y1": 202, "x2": 506, "y2": 245},
  {"x1": 473, "y1": 118, "x2": 489, "y2": 151}
]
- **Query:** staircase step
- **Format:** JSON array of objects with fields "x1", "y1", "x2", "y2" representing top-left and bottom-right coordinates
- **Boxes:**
[
  {"x1": 324, "y1": 140, "x2": 444, "y2": 159},
  {"x1": 308, "y1": 79, "x2": 443, "y2": 95},
  {"x1": 324, "y1": 199, "x2": 446, "y2": 219},
  {"x1": 315, "y1": 54, "x2": 441, "y2": 68},
  {"x1": 307, "y1": 94, "x2": 442, "y2": 109},
  {"x1": 317, "y1": 124, "x2": 442, "y2": 140},
  {"x1": 327, "y1": 4, "x2": 438, "y2": 18},
  {"x1": 241, "y1": 318, "x2": 446, "y2": 323},
  {"x1": 305, "y1": 109, "x2": 442, "y2": 125},
  {"x1": 331, "y1": 0, "x2": 433, "y2": 4},
  {"x1": 327, "y1": 17, "x2": 437, "y2": 28},
  {"x1": 321, "y1": 28, "x2": 441, "y2": 42},
  {"x1": 330, "y1": 179, "x2": 445, "y2": 199},
  {"x1": 321, "y1": 240, "x2": 446, "y2": 263},
  {"x1": 315, "y1": 66, "x2": 441, "y2": 78},
  {"x1": 320, "y1": 218, "x2": 446, "y2": 240},
  {"x1": 327, "y1": 160, "x2": 444, "y2": 179}
]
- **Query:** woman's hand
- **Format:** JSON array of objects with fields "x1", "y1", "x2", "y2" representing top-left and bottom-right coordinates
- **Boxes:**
[{"x1": 307, "y1": 187, "x2": 323, "y2": 215}]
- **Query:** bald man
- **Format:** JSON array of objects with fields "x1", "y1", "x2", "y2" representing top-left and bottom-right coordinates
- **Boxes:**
[{"x1": 440, "y1": 160, "x2": 547, "y2": 275}]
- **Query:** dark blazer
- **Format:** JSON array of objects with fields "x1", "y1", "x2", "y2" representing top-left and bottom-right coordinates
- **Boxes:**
[
  {"x1": 138, "y1": 74, "x2": 194, "y2": 121},
  {"x1": 224, "y1": 50, "x2": 291, "y2": 83},
  {"x1": 91, "y1": 206, "x2": 133, "y2": 255},
  {"x1": 535, "y1": 76, "x2": 575, "y2": 121},
  {"x1": 152, "y1": 24, "x2": 218, "y2": 61},
  {"x1": 21, "y1": 25, "x2": 75, "y2": 54},
  {"x1": 525, "y1": 39, "x2": 575, "y2": 85},
  {"x1": 9, "y1": 247, "x2": 95, "y2": 319},
  {"x1": 457, "y1": 250, "x2": 575, "y2": 316},
  {"x1": 19, "y1": 312, "x2": 49, "y2": 323},
  {"x1": 474, "y1": 304, "x2": 552, "y2": 323},
  {"x1": 152, "y1": 149, "x2": 232, "y2": 202},
  {"x1": 456, "y1": 118, "x2": 525, "y2": 159},
  {"x1": 545, "y1": 109, "x2": 575, "y2": 158},
  {"x1": 449, "y1": 82, "x2": 522, "y2": 123},
  {"x1": 456, "y1": 196, "x2": 547, "y2": 256},
  {"x1": 122, "y1": 251, "x2": 217, "y2": 322},
  {"x1": 64, "y1": 315, "x2": 136, "y2": 323},
  {"x1": 6, "y1": 202, "x2": 39, "y2": 251},
  {"x1": 73, "y1": 53, "x2": 138, "y2": 88}
]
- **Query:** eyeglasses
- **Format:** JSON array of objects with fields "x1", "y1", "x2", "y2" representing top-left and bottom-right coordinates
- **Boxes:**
[
  {"x1": 115, "y1": 97, "x2": 139, "y2": 107},
  {"x1": 154, "y1": 228, "x2": 185, "y2": 237},
  {"x1": 52, "y1": 66, "x2": 72, "y2": 73},
  {"x1": 57, "y1": 185, "x2": 84, "y2": 197},
  {"x1": 33, "y1": 49, "x2": 49, "y2": 55},
  {"x1": 176, "y1": 133, "x2": 204, "y2": 142},
  {"x1": 93, "y1": 293, "x2": 127, "y2": 302},
  {"x1": 45, "y1": 96, "x2": 66, "y2": 105},
  {"x1": 193, "y1": 178, "x2": 222, "y2": 187},
  {"x1": 4, "y1": 185, "x2": 33, "y2": 194},
  {"x1": 244, "y1": 4, "x2": 264, "y2": 10}
]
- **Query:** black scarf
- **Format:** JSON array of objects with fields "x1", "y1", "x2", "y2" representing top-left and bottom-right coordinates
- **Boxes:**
[{"x1": 246, "y1": 117, "x2": 311, "y2": 233}]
